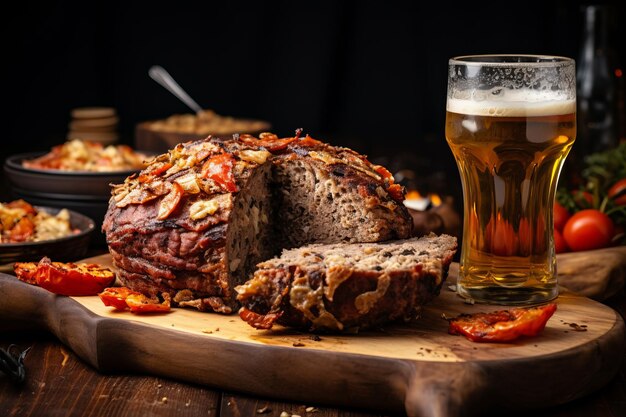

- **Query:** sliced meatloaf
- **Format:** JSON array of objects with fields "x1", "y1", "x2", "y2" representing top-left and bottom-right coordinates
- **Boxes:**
[
  {"x1": 236, "y1": 233, "x2": 458, "y2": 331},
  {"x1": 102, "y1": 132, "x2": 412, "y2": 313},
  {"x1": 271, "y1": 137, "x2": 411, "y2": 248}
]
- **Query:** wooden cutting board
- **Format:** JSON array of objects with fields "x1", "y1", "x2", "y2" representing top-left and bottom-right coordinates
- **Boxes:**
[{"x1": 0, "y1": 255, "x2": 624, "y2": 417}]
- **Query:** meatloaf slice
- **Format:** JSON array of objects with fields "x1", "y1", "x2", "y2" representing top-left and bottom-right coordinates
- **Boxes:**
[
  {"x1": 272, "y1": 140, "x2": 412, "y2": 248},
  {"x1": 235, "y1": 233, "x2": 458, "y2": 331}
]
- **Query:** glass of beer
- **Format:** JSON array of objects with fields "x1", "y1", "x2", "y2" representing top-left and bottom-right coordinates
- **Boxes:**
[{"x1": 445, "y1": 55, "x2": 576, "y2": 305}]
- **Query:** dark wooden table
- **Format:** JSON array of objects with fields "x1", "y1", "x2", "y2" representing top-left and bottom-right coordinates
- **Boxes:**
[{"x1": 1, "y1": 290, "x2": 625, "y2": 417}]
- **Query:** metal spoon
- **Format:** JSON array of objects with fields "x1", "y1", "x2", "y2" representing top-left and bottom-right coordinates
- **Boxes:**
[{"x1": 148, "y1": 65, "x2": 204, "y2": 115}]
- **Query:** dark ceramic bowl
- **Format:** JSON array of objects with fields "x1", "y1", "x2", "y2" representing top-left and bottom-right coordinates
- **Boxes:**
[
  {"x1": 0, "y1": 206, "x2": 95, "y2": 265},
  {"x1": 3, "y1": 152, "x2": 148, "y2": 249},
  {"x1": 3, "y1": 152, "x2": 140, "y2": 199},
  {"x1": 4, "y1": 191, "x2": 110, "y2": 248},
  {"x1": 134, "y1": 119, "x2": 272, "y2": 154}
]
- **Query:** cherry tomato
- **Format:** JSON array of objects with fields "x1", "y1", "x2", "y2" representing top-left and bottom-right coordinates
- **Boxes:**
[
  {"x1": 553, "y1": 202, "x2": 571, "y2": 232},
  {"x1": 563, "y1": 209, "x2": 615, "y2": 252},
  {"x1": 201, "y1": 153, "x2": 238, "y2": 192},
  {"x1": 14, "y1": 257, "x2": 116, "y2": 296},
  {"x1": 571, "y1": 190, "x2": 593, "y2": 209},
  {"x1": 448, "y1": 303, "x2": 557, "y2": 343},
  {"x1": 518, "y1": 218, "x2": 532, "y2": 256},
  {"x1": 608, "y1": 178, "x2": 626, "y2": 206},
  {"x1": 99, "y1": 287, "x2": 171, "y2": 314},
  {"x1": 485, "y1": 216, "x2": 517, "y2": 256},
  {"x1": 554, "y1": 228, "x2": 568, "y2": 253}
]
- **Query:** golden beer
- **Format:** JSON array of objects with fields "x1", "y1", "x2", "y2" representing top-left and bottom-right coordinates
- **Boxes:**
[
  {"x1": 446, "y1": 92, "x2": 576, "y2": 304},
  {"x1": 446, "y1": 55, "x2": 577, "y2": 305},
  {"x1": 445, "y1": 55, "x2": 576, "y2": 305}
]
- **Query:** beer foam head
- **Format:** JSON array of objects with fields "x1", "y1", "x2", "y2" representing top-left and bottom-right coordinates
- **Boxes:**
[{"x1": 447, "y1": 88, "x2": 576, "y2": 117}]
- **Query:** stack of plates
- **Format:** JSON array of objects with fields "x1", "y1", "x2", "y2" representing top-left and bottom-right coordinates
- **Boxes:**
[{"x1": 68, "y1": 107, "x2": 119, "y2": 145}]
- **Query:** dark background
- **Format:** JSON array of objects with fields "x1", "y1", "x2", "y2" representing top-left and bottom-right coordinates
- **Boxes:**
[{"x1": 3, "y1": 0, "x2": 626, "y2": 201}]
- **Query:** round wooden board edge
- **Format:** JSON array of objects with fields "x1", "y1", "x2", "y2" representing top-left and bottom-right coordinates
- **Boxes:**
[{"x1": 1, "y1": 273, "x2": 625, "y2": 416}]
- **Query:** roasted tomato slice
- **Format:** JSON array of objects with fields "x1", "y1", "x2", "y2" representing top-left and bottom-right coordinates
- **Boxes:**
[
  {"x1": 386, "y1": 183, "x2": 405, "y2": 202},
  {"x1": 157, "y1": 182, "x2": 184, "y2": 220},
  {"x1": 372, "y1": 164, "x2": 405, "y2": 202},
  {"x1": 138, "y1": 162, "x2": 173, "y2": 183},
  {"x1": 201, "y1": 153, "x2": 238, "y2": 193},
  {"x1": 15, "y1": 257, "x2": 116, "y2": 296},
  {"x1": 448, "y1": 303, "x2": 557, "y2": 343},
  {"x1": 98, "y1": 287, "x2": 137, "y2": 310},
  {"x1": 6, "y1": 199, "x2": 37, "y2": 215},
  {"x1": 99, "y1": 287, "x2": 171, "y2": 314},
  {"x1": 239, "y1": 307, "x2": 283, "y2": 330},
  {"x1": 373, "y1": 165, "x2": 394, "y2": 182},
  {"x1": 297, "y1": 134, "x2": 322, "y2": 148},
  {"x1": 9, "y1": 216, "x2": 35, "y2": 243},
  {"x1": 125, "y1": 293, "x2": 171, "y2": 313},
  {"x1": 239, "y1": 133, "x2": 297, "y2": 152},
  {"x1": 13, "y1": 262, "x2": 38, "y2": 284}
]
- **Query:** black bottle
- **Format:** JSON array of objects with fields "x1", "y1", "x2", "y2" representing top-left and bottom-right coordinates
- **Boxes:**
[{"x1": 575, "y1": 4, "x2": 619, "y2": 160}]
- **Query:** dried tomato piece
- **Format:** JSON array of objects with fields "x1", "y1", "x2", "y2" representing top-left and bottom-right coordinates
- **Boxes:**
[
  {"x1": 9, "y1": 216, "x2": 35, "y2": 242},
  {"x1": 125, "y1": 293, "x2": 171, "y2": 313},
  {"x1": 297, "y1": 134, "x2": 322, "y2": 148},
  {"x1": 386, "y1": 183, "x2": 405, "y2": 202},
  {"x1": 6, "y1": 199, "x2": 37, "y2": 215},
  {"x1": 157, "y1": 182, "x2": 184, "y2": 220},
  {"x1": 22, "y1": 146, "x2": 64, "y2": 170},
  {"x1": 13, "y1": 262, "x2": 38, "y2": 284},
  {"x1": 239, "y1": 133, "x2": 297, "y2": 152},
  {"x1": 448, "y1": 303, "x2": 557, "y2": 343},
  {"x1": 99, "y1": 287, "x2": 135, "y2": 310},
  {"x1": 99, "y1": 287, "x2": 171, "y2": 314},
  {"x1": 201, "y1": 153, "x2": 238, "y2": 192},
  {"x1": 138, "y1": 162, "x2": 173, "y2": 183},
  {"x1": 14, "y1": 257, "x2": 116, "y2": 296},
  {"x1": 37, "y1": 258, "x2": 116, "y2": 296},
  {"x1": 239, "y1": 307, "x2": 283, "y2": 330},
  {"x1": 373, "y1": 165, "x2": 394, "y2": 182}
]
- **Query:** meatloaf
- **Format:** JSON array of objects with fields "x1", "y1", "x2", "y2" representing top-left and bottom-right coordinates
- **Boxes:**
[
  {"x1": 236, "y1": 233, "x2": 458, "y2": 331},
  {"x1": 102, "y1": 132, "x2": 412, "y2": 313}
]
